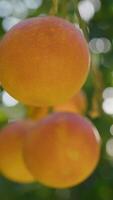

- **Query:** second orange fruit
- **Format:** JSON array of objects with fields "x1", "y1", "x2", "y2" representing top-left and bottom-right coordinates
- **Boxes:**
[
  {"x1": 23, "y1": 112, "x2": 101, "y2": 188},
  {"x1": 54, "y1": 90, "x2": 87, "y2": 114},
  {"x1": 0, "y1": 120, "x2": 34, "y2": 183}
]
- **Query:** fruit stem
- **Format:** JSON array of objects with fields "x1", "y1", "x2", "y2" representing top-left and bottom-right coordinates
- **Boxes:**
[
  {"x1": 88, "y1": 55, "x2": 104, "y2": 118},
  {"x1": 48, "y1": 106, "x2": 54, "y2": 114},
  {"x1": 50, "y1": 0, "x2": 59, "y2": 15}
]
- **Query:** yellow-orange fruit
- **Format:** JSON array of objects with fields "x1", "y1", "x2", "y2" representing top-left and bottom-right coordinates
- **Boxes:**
[
  {"x1": 23, "y1": 112, "x2": 101, "y2": 188},
  {"x1": 54, "y1": 90, "x2": 87, "y2": 114},
  {"x1": 26, "y1": 106, "x2": 49, "y2": 121},
  {"x1": 0, "y1": 120, "x2": 34, "y2": 183},
  {"x1": 0, "y1": 16, "x2": 90, "y2": 106}
]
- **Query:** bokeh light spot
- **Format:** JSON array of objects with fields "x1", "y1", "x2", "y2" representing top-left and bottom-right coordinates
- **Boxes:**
[
  {"x1": 2, "y1": 91, "x2": 18, "y2": 107},
  {"x1": 103, "y1": 87, "x2": 113, "y2": 99},
  {"x1": 2, "y1": 16, "x2": 21, "y2": 31},
  {"x1": 89, "y1": 38, "x2": 111, "y2": 54},
  {"x1": 110, "y1": 125, "x2": 113, "y2": 136},
  {"x1": 0, "y1": 0, "x2": 13, "y2": 17},
  {"x1": 12, "y1": 1, "x2": 28, "y2": 19},
  {"x1": 78, "y1": 0, "x2": 95, "y2": 22},
  {"x1": 24, "y1": 0, "x2": 42, "y2": 9},
  {"x1": 102, "y1": 98, "x2": 113, "y2": 115},
  {"x1": 106, "y1": 138, "x2": 113, "y2": 157}
]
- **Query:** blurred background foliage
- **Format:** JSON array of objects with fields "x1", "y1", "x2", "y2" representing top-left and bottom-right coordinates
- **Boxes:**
[{"x1": 0, "y1": 0, "x2": 113, "y2": 199}]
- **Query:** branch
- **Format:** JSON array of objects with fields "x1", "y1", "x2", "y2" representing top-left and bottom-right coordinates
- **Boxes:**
[{"x1": 49, "y1": 0, "x2": 59, "y2": 16}]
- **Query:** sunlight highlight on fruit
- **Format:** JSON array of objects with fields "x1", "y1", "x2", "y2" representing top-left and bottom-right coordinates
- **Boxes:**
[{"x1": 23, "y1": 112, "x2": 101, "y2": 188}]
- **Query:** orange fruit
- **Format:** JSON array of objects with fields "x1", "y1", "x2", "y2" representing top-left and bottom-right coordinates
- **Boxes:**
[
  {"x1": 26, "y1": 106, "x2": 49, "y2": 121},
  {"x1": 54, "y1": 90, "x2": 87, "y2": 114},
  {"x1": 0, "y1": 16, "x2": 90, "y2": 106},
  {"x1": 23, "y1": 112, "x2": 101, "y2": 188},
  {"x1": 0, "y1": 120, "x2": 34, "y2": 183}
]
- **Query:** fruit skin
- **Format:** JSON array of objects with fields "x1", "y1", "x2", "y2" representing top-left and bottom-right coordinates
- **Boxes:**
[
  {"x1": 26, "y1": 106, "x2": 49, "y2": 121},
  {"x1": 0, "y1": 120, "x2": 34, "y2": 183},
  {"x1": 23, "y1": 112, "x2": 101, "y2": 188},
  {"x1": 0, "y1": 16, "x2": 90, "y2": 106},
  {"x1": 26, "y1": 90, "x2": 87, "y2": 121},
  {"x1": 54, "y1": 90, "x2": 87, "y2": 114}
]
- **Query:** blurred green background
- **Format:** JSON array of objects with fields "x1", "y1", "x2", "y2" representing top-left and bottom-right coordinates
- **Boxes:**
[{"x1": 0, "y1": 0, "x2": 113, "y2": 199}]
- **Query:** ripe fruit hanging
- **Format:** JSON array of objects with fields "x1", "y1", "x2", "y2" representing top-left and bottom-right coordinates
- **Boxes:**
[
  {"x1": 0, "y1": 120, "x2": 34, "y2": 183},
  {"x1": 23, "y1": 112, "x2": 101, "y2": 188},
  {"x1": 54, "y1": 90, "x2": 87, "y2": 114},
  {"x1": 0, "y1": 16, "x2": 90, "y2": 106}
]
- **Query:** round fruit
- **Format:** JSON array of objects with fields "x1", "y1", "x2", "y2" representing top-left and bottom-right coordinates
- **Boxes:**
[
  {"x1": 0, "y1": 120, "x2": 34, "y2": 183},
  {"x1": 54, "y1": 90, "x2": 87, "y2": 114},
  {"x1": 0, "y1": 16, "x2": 90, "y2": 106},
  {"x1": 23, "y1": 112, "x2": 101, "y2": 188}
]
